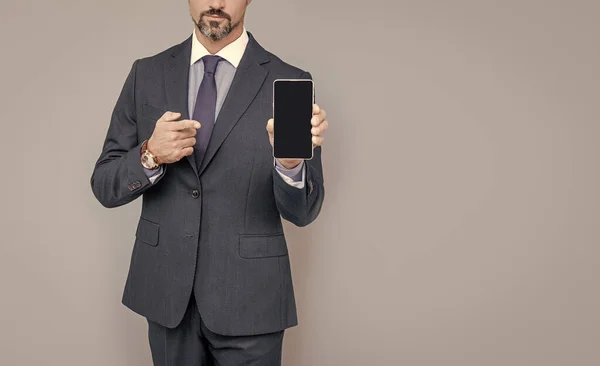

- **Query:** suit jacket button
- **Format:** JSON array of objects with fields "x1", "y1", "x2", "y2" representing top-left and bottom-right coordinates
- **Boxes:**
[
  {"x1": 128, "y1": 181, "x2": 142, "y2": 191},
  {"x1": 191, "y1": 189, "x2": 200, "y2": 199}
]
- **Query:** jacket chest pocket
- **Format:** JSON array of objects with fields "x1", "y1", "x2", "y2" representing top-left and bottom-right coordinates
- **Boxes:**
[
  {"x1": 140, "y1": 103, "x2": 167, "y2": 122},
  {"x1": 137, "y1": 103, "x2": 167, "y2": 140}
]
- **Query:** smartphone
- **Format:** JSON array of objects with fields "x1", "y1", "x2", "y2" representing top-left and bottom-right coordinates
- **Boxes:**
[{"x1": 272, "y1": 79, "x2": 314, "y2": 160}]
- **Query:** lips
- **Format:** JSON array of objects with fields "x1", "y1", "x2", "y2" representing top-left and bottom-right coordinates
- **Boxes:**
[{"x1": 204, "y1": 13, "x2": 228, "y2": 20}]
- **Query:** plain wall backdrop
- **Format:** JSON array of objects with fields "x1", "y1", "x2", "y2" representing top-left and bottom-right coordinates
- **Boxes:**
[{"x1": 1, "y1": 0, "x2": 599, "y2": 365}]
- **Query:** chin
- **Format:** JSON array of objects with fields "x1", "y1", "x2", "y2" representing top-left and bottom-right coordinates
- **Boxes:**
[{"x1": 200, "y1": 24, "x2": 230, "y2": 40}]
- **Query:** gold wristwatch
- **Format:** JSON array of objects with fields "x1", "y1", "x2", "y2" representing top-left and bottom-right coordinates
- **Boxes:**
[{"x1": 140, "y1": 139, "x2": 161, "y2": 170}]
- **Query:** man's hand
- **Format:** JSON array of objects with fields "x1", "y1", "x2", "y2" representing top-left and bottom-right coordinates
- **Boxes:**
[
  {"x1": 266, "y1": 104, "x2": 329, "y2": 169},
  {"x1": 147, "y1": 112, "x2": 201, "y2": 164}
]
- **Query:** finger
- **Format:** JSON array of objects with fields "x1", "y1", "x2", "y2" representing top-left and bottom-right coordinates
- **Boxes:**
[
  {"x1": 177, "y1": 127, "x2": 197, "y2": 138},
  {"x1": 311, "y1": 123, "x2": 326, "y2": 136},
  {"x1": 317, "y1": 119, "x2": 329, "y2": 133},
  {"x1": 161, "y1": 112, "x2": 181, "y2": 122},
  {"x1": 311, "y1": 115, "x2": 321, "y2": 127},
  {"x1": 312, "y1": 135, "x2": 324, "y2": 146},
  {"x1": 266, "y1": 118, "x2": 274, "y2": 134},
  {"x1": 181, "y1": 147, "x2": 194, "y2": 157},
  {"x1": 180, "y1": 137, "x2": 197, "y2": 148},
  {"x1": 313, "y1": 104, "x2": 320, "y2": 116},
  {"x1": 170, "y1": 119, "x2": 201, "y2": 131},
  {"x1": 319, "y1": 108, "x2": 326, "y2": 121}
]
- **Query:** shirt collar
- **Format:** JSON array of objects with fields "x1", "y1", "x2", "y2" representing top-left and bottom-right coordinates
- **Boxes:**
[{"x1": 190, "y1": 26, "x2": 249, "y2": 68}]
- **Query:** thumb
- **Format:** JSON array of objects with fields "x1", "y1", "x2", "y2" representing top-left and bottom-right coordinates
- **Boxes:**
[
  {"x1": 163, "y1": 111, "x2": 181, "y2": 122},
  {"x1": 266, "y1": 118, "x2": 274, "y2": 134}
]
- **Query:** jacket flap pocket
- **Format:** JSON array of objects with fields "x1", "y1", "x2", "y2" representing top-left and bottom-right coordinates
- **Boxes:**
[
  {"x1": 136, "y1": 217, "x2": 159, "y2": 246},
  {"x1": 140, "y1": 103, "x2": 166, "y2": 122},
  {"x1": 239, "y1": 233, "x2": 288, "y2": 259}
]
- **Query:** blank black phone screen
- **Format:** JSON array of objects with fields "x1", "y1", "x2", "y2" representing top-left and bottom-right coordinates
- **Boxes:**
[{"x1": 273, "y1": 79, "x2": 314, "y2": 159}]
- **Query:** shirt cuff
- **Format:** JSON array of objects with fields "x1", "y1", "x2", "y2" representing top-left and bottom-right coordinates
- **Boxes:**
[
  {"x1": 143, "y1": 165, "x2": 164, "y2": 184},
  {"x1": 274, "y1": 159, "x2": 305, "y2": 189}
]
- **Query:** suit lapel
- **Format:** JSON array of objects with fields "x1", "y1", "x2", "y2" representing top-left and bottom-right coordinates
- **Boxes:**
[
  {"x1": 164, "y1": 35, "x2": 198, "y2": 175},
  {"x1": 163, "y1": 32, "x2": 270, "y2": 177},
  {"x1": 197, "y1": 32, "x2": 270, "y2": 176}
]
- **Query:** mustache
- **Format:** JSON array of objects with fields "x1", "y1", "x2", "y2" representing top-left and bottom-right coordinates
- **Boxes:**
[{"x1": 201, "y1": 9, "x2": 231, "y2": 21}]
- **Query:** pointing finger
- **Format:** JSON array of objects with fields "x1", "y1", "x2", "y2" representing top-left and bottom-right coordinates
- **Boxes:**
[{"x1": 170, "y1": 119, "x2": 201, "y2": 130}]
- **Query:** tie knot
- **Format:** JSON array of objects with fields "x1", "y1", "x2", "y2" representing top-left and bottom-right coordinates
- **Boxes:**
[{"x1": 202, "y1": 55, "x2": 221, "y2": 75}]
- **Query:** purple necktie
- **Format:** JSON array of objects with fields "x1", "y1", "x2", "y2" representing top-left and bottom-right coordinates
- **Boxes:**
[{"x1": 192, "y1": 55, "x2": 222, "y2": 171}]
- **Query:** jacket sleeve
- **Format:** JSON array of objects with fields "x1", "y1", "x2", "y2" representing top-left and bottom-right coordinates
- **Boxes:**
[
  {"x1": 272, "y1": 71, "x2": 325, "y2": 226},
  {"x1": 90, "y1": 60, "x2": 167, "y2": 208}
]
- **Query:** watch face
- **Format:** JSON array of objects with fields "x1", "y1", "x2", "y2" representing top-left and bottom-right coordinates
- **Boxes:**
[{"x1": 142, "y1": 152, "x2": 156, "y2": 168}]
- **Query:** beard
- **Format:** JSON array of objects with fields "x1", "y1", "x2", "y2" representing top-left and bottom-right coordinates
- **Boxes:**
[{"x1": 195, "y1": 9, "x2": 241, "y2": 41}]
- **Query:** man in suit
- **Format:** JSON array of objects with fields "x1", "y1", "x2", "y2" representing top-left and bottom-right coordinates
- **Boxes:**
[{"x1": 90, "y1": 0, "x2": 328, "y2": 364}]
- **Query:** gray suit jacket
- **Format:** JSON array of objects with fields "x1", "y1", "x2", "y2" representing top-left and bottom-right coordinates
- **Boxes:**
[{"x1": 90, "y1": 32, "x2": 325, "y2": 336}]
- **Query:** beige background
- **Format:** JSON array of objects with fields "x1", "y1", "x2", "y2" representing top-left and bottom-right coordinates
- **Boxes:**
[{"x1": 1, "y1": 0, "x2": 599, "y2": 365}]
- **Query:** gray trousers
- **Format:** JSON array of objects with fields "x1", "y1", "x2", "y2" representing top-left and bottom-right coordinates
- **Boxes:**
[{"x1": 146, "y1": 292, "x2": 285, "y2": 366}]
